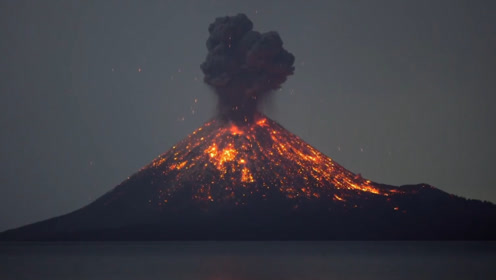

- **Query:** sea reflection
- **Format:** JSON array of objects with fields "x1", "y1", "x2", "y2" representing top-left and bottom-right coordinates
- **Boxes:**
[{"x1": 1, "y1": 242, "x2": 496, "y2": 280}]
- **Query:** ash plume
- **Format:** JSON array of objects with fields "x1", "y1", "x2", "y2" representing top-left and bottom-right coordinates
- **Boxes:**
[{"x1": 201, "y1": 13, "x2": 295, "y2": 123}]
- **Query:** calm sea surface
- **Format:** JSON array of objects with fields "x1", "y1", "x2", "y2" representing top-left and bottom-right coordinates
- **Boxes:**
[{"x1": 1, "y1": 241, "x2": 495, "y2": 279}]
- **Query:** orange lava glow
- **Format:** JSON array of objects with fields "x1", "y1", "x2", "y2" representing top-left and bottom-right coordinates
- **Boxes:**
[
  {"x1": 145, "y1": 115, "x2": 402, "y2": 207},
  {"x1": 229, "y1": 124, "x2": 244, "y2": 135}
]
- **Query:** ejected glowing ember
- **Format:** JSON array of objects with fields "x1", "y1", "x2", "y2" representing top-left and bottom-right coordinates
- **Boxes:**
[{"x1": 201, "y1": 13, "x2": 295, "y2": 123}]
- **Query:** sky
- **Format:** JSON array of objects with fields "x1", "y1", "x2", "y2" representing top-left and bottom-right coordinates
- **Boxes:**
[{"x1": 0, "y1": 0, "x2": 495, "y2": 232}]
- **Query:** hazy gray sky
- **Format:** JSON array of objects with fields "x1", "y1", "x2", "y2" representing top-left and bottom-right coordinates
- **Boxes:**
[{"x1": 1, "y1": 0, "x2": 495, "y2": 231}]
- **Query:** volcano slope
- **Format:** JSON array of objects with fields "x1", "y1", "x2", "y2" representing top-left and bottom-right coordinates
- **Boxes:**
[{"x1": 2, "y1": 114, "x2": 495, "y2": 240}]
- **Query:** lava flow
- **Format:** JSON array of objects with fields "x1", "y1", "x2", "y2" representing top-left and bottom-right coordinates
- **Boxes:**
[{"x1": 141, "y1": 114, "x2": 401, "y2": 209}]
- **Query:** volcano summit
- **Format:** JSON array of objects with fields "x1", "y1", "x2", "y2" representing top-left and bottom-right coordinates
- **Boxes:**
[{"x1": 1, "y1": 14, "x2": 495, "y2": 241}]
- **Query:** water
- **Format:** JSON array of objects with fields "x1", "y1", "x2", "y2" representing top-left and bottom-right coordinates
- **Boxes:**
[{"x1": 1, "y1": 242, "x2": 495, "y2": 279}]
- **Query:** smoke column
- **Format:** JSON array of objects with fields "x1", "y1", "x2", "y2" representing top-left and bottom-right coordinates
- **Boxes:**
[{"x1": 201, "y1": 13, "x2": 295, "y2": 123}]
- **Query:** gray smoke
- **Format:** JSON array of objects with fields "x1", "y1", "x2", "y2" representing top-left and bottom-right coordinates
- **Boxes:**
[{"x1": 200, "y1": 13, "x2": 295, "y2": 123}]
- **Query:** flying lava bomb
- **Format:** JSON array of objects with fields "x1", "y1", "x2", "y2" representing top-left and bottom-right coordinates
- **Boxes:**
[
  {"x1": 1, "y1": 14, "x2": 495, "y2": 241},
  {"x1": 201, "y1": 13, "x2": 295, "y2": 123}
]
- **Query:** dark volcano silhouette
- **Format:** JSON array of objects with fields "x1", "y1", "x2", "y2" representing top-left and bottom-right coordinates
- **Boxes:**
[
  {"x1": 1, "y1": 114, "x2": 495, "y2": 240},
  {"x1": 2, "y1": 13, "x2": 495, "y2": 240}
]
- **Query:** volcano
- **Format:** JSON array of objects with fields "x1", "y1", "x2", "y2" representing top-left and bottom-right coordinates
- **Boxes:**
[
  {"x1": 2, "y1": 13, "x2": 495, "y2": 240},
  {"x1": 2, "y1": 114, "x2": 495, "y2": 240}
]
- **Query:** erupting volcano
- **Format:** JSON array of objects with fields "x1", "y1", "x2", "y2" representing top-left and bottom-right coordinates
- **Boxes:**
[
  {"x1": 2, "y1": 14, "x2": 495, "y2": 241},
  {"x1": 145, "y1": 115, "x2": 399, "y2": 207}
]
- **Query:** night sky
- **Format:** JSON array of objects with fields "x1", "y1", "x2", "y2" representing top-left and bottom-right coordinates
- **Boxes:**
[{"x1": 1, "y1": 0, "x2": 495, "y2": 232}]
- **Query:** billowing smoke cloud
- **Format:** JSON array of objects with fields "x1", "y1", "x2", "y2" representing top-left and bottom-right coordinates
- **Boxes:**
[{"x1": 201, "y1": 13, "x2": 295, "y2": 123}]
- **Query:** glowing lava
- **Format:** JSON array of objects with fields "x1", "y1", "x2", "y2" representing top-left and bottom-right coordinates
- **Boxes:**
[{"x1": 143, "y1": 114, "x2": 401, "y2": 207}]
